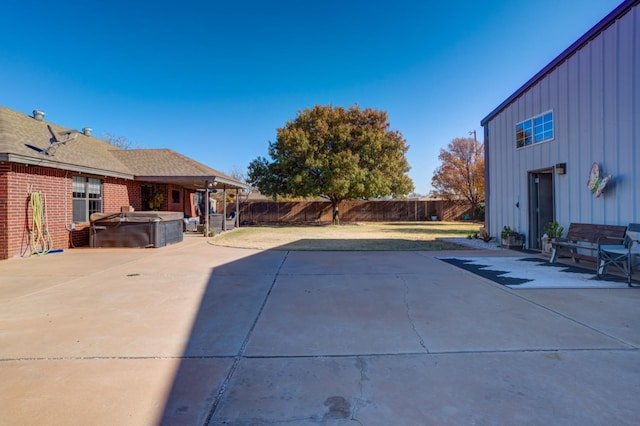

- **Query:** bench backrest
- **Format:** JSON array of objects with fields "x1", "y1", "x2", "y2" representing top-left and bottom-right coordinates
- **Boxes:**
[{"x1": 565, "y1": 223, "x2": 627, "y2": 244}]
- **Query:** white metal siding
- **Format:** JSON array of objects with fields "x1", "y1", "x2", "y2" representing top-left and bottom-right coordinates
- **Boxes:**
[{"x1": 484, "y1": 4, "x2": 639, "y2": 243}]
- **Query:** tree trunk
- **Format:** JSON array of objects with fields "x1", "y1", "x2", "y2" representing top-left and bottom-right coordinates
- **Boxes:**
[
  {"x1": 331, "y1": 200, "x2": 340, "y2": 225},
  {"x1": 470, "y1": 200, "x2": 478, "y2": 220}
]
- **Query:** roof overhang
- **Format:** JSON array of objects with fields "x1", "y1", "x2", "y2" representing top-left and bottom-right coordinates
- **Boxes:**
[
  {"x1": 1, "y1": 153, "x2": 249, "y2": 191},
  {"x1": 0, "y1": 153, "x2": 133, "y2": 180},
  {"x1": 135, "y1": 175, "x2": 249, "y2": 191}
]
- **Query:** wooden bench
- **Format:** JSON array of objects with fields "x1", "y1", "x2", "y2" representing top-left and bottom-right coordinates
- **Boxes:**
[{"x1": 550, "y1": 223, "x2": 627, "y2": 265}]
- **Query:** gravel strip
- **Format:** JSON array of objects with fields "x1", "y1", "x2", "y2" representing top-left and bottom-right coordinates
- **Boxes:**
[{"x1": 438, "y1": 238, "x2": 505, "y2": 251}]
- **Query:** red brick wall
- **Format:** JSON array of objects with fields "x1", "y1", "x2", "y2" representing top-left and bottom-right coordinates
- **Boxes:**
[
  {"x1": 0, "y1": 163, "x2": 9, "y2": 260},
  {"x1": 103, "y1": 178, "x2": 140, "y2": 212},
  {"x1": 1, "y1": 165, "x2": 147, "y2": 260},
  {"x1": 0, "y1": 163, "x2": 195, "y2": 260},
  {"x1": 3, "y1": 164, "x2": 71, "y2": 259},
  {"x1": 168, "y1": 184, "x2": 185, "y2": 214}
]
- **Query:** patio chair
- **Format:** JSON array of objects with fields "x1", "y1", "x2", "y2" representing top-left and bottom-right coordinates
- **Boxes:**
[
  {"x1": 183, "y1": 214, "x2": 199, "y2": 232},
  {"x1": 597, "y1": 223, "x2": 640, "y2": 286}
]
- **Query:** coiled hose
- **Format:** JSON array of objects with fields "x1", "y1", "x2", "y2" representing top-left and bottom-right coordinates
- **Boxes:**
[{"x1": 29, "y1": 191, "x2": 52, "y2": 255}]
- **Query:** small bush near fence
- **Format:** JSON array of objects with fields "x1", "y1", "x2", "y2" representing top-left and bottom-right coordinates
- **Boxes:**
[{"x1": 236, "y1": 200, "x2": 472, "y2": 224}]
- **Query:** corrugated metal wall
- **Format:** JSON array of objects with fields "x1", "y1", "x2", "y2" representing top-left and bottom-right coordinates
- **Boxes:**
[{"x1": 484, "y1": 4, "x2": 639, "y2": 246}]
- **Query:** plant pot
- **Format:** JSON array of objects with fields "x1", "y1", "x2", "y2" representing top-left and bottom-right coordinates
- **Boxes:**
[
  {"x1": 541, "y1": 237, "x2": 554, "y2": 255},
  {"x1": 431, "y1": 216, "x2": 438, "y2": 221},
  {"x1": 501, "y1": 235, "x2": 524, "y2": 249}
]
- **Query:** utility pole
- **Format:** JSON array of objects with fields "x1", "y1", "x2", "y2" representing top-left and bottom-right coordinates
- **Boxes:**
[{"x1": 469, "y1": 129, "x2": 483, "y2": 154}]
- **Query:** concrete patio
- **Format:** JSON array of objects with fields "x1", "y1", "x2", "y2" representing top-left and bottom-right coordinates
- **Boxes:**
[{"x1": 1, "y1": 234, "x2": 639, "y2": 425}]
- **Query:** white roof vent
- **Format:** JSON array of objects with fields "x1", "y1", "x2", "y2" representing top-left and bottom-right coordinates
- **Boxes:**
[
  {"x1": 82, "y1": 127, "x2": 92, "y2": 136},
  {"x1": 32, "y1": 110, "x2": 45, "y2": 121}
]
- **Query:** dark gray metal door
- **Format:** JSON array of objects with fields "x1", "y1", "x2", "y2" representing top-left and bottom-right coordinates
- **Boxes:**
[{"x1": 529, "y1": 171, "x2": 554, "y2": 250}]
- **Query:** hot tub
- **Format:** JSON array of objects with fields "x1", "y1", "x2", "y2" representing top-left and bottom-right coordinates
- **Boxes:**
[{"x1": 90, "y1": 211, "x2": 184, "y2": 248}]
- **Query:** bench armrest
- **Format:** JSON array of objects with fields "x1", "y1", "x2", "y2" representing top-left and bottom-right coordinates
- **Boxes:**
[
  {"x1": 552, "y1": 237, "x2": 573, "y2": 244},
  {"x1": 597, "y1": 235, "x2": 626, "y2": 246}
]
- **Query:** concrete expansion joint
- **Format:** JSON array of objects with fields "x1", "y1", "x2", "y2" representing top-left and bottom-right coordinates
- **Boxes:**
[
  {"x1": 239, "y1": 347, "x2": 640, "y2": 362},
  {"x1": 205, "y1": 252, "x2": 289, "y2": 425},
  {"x1": 212, "y1": 414, "x2": 325, "y2": 424},
  {"x1": 0, "y1": 355, "x2": 236, "y2": 362},
  {"x1": 504, "y1": 289, "x2": 640, "y2": 349},
  {"x1": 425, "y1": 347, "x2": 640, "y2": 357},
  {"x1": 400, "y1": 276, "x2": 430, "y2": 353},
  {"x1": 279, "y1": 272, "x2": 416, "y2": 277}
]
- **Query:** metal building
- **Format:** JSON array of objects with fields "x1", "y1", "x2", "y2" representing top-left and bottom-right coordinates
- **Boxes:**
[{"x1": 481, "y1": 0, "x2": 639, "y2": 249}]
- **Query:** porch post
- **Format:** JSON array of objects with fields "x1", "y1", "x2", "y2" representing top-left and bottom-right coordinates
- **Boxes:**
[
  {"x1": 235, "y1": 188, "x2": 240, "y2": 227},
  {"x1": 222, "y1": 188, "x2": 227, "y2": 231},
  {"x1": 204, "y1": 181, "x2": 210, "y2": 237}
]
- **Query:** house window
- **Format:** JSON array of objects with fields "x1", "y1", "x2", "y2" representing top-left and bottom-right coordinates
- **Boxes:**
[
  {"x1": 516, "y1": 111, "x2": 553, "y2": 148},
  {"x1": 72, "y1": 176, "x2": 102, "y2": 222}
]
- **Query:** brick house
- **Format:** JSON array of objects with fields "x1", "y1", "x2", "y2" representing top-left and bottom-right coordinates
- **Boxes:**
[{"x1": 0, "y1": 106, "x2": 247, "y2": 260}]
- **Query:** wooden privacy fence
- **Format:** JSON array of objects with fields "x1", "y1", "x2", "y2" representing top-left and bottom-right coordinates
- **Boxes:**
[{"x1": 234, "y1": 200, "x2": 472, "y2": 224}]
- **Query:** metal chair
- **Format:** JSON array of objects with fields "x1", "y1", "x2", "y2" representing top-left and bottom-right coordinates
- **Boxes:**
[{"x1": 597, "y1": 223, "x2": 640, "y2": 286}]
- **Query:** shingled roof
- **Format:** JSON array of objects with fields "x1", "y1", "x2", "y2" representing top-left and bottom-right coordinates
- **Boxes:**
[
  {"x1": 0, "y1": 106, "x2": 132, "y2": 177},
  {"x1": 112, "y1": 149, "x2": 245, "y2": 189},
  {"x1": 0, "y1": 106, "x2": 247, "y2": 190}
]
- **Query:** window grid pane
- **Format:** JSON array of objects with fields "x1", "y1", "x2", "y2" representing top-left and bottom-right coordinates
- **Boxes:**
[
  {"x1": 88, "y1": 179, "x2": 99, "y2": 193},
  {"x1": 516, "y1": 121, "x2": 532, "y2": 147},
  {"x1": 73, "y1": 199, "x2": 86, "y2": 222},
  {"x1": 72, "y1": 177, "x2": 103, "y2": 222},
  {"x1": 72, "y1": 176, "x2": 85, "y2": 198},
  {"x1": 89, "y1": 200, "x2": 102, "y2": 216},
  {"x1": 516, "y1": 112, "x2": 553, "y2": 147}
]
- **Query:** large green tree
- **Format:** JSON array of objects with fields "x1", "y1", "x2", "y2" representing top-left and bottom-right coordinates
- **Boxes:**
[
  {"x1": 248, "y1": 104, "x2": 414, "y2": 222},
  {"x1": 431, "y1": 137, "x2": 485, "y2": 219}
]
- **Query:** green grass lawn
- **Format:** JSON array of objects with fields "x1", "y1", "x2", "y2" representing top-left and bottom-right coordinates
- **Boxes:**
[{"x1": 208, "y1": 221, "x2": 483, "y2": 251}]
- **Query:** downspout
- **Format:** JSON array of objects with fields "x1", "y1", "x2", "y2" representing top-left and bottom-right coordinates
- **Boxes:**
[
  {"x1": 483, "y1": 125, "x2": 490, "y2": 236},
  {"x1": 63, "y1": 171, "x2": 76, "y2": 247}
]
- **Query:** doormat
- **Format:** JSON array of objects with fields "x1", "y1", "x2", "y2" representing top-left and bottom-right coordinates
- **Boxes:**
[{"x1": 438, "y1": 256, "x2": 630, "y2": 289}]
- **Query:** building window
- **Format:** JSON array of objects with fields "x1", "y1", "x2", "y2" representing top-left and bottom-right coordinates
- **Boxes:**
[
  {"x1": 516, "y1": 111, "x2": 553, "y2": 148},
  {"x1": 73, "y1": 176, "x2": 102, "y2": 222}
]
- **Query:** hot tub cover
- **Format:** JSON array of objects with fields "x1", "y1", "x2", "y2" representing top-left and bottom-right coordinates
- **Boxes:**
[
  {"x1": 90, "y1": 211, "x2": 184, "y2": 223},
  {"x1": 90, "y1": 211, "x2": 184, "y2": 248}
]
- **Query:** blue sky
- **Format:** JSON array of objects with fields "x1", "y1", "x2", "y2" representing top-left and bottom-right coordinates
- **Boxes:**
[{"x1": 0, "y1": 0, "x2": 622, "y2": 195}]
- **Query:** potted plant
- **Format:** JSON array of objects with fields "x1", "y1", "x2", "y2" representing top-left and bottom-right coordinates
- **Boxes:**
[
  {"x1": 501, "y1": 226, "x2": 524, "y2": 249},
  {"x1": 148, "y1": 192, "x2": 164, "y2": 211},
  {"x1": 541, "y1": 221, "x2": 564, "y2": 255},
  {"x1": 429, "y1": 209, "x2": 438, "y2": 221}
]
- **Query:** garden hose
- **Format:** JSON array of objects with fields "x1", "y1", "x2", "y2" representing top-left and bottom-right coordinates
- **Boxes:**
[{"x1": 29, "y1": 191, "x2": 52, "y2": 255}]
